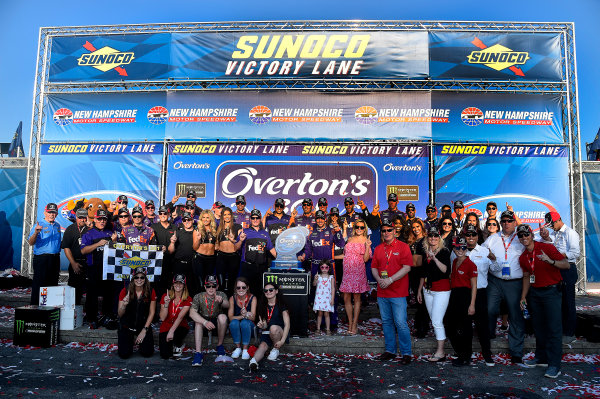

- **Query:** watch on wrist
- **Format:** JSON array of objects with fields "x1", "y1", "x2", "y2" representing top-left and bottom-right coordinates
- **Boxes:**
[{"x1": 144, "y1": 326, "x2": 149, "y2": 331}]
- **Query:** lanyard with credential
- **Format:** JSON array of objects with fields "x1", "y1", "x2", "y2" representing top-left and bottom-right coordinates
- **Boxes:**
[{"x1": 500, "y1": 234, "x2": 517, "y2": 261}]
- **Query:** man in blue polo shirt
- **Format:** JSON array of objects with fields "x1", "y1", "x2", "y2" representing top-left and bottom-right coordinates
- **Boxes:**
[{"x1": 28, "y1": 202, "x2": 62, "y2": 305}]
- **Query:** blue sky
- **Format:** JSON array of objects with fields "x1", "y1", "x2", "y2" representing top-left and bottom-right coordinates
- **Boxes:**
[{"x1": 1, "y1": 0, "x2": 598, "y2": 155}]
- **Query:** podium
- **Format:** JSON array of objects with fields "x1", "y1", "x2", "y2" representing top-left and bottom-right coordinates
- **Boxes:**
[{"x1": 263, "y1": 271, "x2": 310, "y2": 337}]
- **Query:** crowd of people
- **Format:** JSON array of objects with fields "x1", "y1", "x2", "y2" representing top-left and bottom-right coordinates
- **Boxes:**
[{"x1": 27, "y1": 190, "x2": 580, "y2": 376}]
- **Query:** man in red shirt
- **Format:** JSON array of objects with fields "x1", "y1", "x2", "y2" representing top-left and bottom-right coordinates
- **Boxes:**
[
  {"x1": 517, "y1": 224, "x2": 569, "y2": 379},
  {"x1": 371, "y1": 217, "x2": 413, "y2": 364}
]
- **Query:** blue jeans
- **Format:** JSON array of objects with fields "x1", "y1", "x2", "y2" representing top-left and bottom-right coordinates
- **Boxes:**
[
  {"x1": 230, "y1": 318, "x2": 254, "y2": 345},
  {"x1": 377, "y1": 296, "x2": 411, "y2": 355}
]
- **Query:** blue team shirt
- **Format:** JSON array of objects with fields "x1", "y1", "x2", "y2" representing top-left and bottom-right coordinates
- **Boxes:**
[{"x1": 29, "y1": 219, "x2": 61, "y2": 255}]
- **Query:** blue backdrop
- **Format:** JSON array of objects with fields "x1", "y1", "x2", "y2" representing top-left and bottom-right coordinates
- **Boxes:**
[
  {"x1": 583, "y1": 173, "x2": 600, "y2": 282},
  {"x1": 0, "y1": 168, "x2": 26, "y2": 270}
]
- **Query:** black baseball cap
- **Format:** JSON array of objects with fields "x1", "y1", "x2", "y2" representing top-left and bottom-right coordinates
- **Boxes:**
[
  {"x1": 428, "y1": 226, "x2": 441, "y2": 236},
  {"x1": 118, "y1": 208, "x2": 130, "y2": 216},
  {"x1": 454, "y1": 201, "x2": 464, "y2": 209},
  {"x1": 185, "y1": 199, "x2": 195, "y2": 208},
  {"x1": 454, "y1": 236, "x2": 467, "y2": 247},
  {"x1": 318, "y1": 197, "x2": 328, "y2": 206},
  {"x1": 45, "y1": 203, "x2": 58, "y2": 213},
  {"x1": 381, "y1": 217, "x2": 393, "y2": 227},
  {"x1": 302, "y1": 198, "x2": 313, "y2": 206},
  {"x1": 75, "y1": 208, "x2": 88, "y2": 218},
  {"x1": 145, "y1": 200, "x2": 155, "y2": 207},
  {"x1": 426, "y1": 204, "x2": 436, "y2": 212},
  {"x1": 344, "y1": 196, "x2": 354, "y2": 205},
  {"x1": 204, "y1": 275, "x2": 218, "y2": 286},
  {"x1": 464, "y1": 224, "x2": 477, "y2": 235},
  {"x1": 181, "y1": 212, "x2": 192, "y2": 221},
  {"x1": 95, "y1": 209, "x2": 108, "y2": 219},
  {"x1": 516, "y1": 224, "x2": 533, "y2": 235},
  {"x1": 173, "y1": 274, "x2": 186, "y2": 284},
  {"x1": 236, "y1": 195, "x2": 246, "y2": 203},
  {"x1": 131, "y1": 206, "x2": 143, "y2": 216},
  {"x1": 500, "y1": 210, "x2": 515, "y2": 221},
  {"x1": 406, "y1": 203, "x2": 415, "y2": 211},
  {"x1": 186, "y1": 190, "x2": 197, "y2": 198},
  {"x1": 330, "y1": 207, "x2": 339, "y2": 216},
  {"x1": 117, "y1": 195, "x2": 128, "y2": 204},
  {"x1": 274, "y1": 198, "x2": 285, "y2": 207},
  {"x1": 212, "y1": 201, "x2": 223, "y2": 209},
  {"x1": 315, "y1": 210, "x2": 326, "y2": 220},
  {"x1": 250, "y1": 209, "x2": 261, "y2": 218},
  {"x1": 158, "y1": 205, "x2": 169, "y2": 213},
  {"x1": 388, "y1": 193, "x2": 398, "y2": 202}
]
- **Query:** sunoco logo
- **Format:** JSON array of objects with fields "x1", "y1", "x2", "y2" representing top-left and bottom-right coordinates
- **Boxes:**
[
  {"x1": 77, "y1": 41, "x2": 134, "y2": 76},
  {"x1": 467, "y1": 37, "x2": 529, "y2": 77},
  {"x1": 119, "y1": 256, "x2": 151, "y2": 268}
]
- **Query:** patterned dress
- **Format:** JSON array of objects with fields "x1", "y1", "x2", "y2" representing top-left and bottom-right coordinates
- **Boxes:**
[
  {"x1": 340, "y1": 242, "x2": 372, "y2": 294},
  {"x1": 313, "y1": 275, "x2": 334, "y2": 312}
]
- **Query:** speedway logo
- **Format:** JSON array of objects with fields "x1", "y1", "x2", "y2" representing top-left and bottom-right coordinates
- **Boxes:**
[
  {"x1": 270, "y1": 108, "x2": 343, "y2": 123},
  {"x1": 249, "y1": 106, "x2": 272, "y2": 124},
  {"x1": 53, "y1": 108, "x2": 137, "y2": 125},
  {"x1": 355, "y1": 107, "x2": 450, "y2": 124},
  {"x1": 463, "y1": 194, "x2": 559, "y2": 226},
  {"x1": 77, "y1": 41, "x2": 134, "y2": 76},
  {"x1": 467, "y1": 37, "x2": 530, "y2": 77},
  {"x1": 461, "y1": 107, "x2": 553, "y2": 126},
  {"x1": 146, "y1": 107, "x2": 238, "y2": 124}
]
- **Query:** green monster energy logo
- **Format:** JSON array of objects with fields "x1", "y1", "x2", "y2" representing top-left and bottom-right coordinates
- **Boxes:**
[
  {"x1": 15, "y1": 320, "x2": 24, "y2": 335},
  {"x1": 265, "y1": 275, "x2": 278, "y2": 284}
]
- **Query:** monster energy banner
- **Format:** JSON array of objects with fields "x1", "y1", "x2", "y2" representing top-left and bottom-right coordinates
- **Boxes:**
[
  {"x1": 263, "y1": 272, "x2": 310, "y2": 295},
  {"x1": 102, "y1": 243, "x2": 163, "y2": 282}
]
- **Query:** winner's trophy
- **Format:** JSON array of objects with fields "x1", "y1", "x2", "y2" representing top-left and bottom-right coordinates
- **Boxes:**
[{"x1": 271, "y1": 226, "x2": 309, "y2": 271}]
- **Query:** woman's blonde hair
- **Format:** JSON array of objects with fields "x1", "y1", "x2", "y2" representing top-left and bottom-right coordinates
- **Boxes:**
[
  {"x1": 197, "y1": 209, "x2": 217, "y2": 241},
  {"x1": 423, "y1": 232, "x2": 446, "y2": 253},
  {"x1": 351, "y1": 219, "x2": 368, "y2": 237},
  {"x1": 168, "y1": 283, "x2": 189, "y2": 302}
]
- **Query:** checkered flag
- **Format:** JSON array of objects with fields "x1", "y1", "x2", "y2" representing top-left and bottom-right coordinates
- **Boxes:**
[{"x1": 102, "y1": 242, "x2": 163, "y2": 282}]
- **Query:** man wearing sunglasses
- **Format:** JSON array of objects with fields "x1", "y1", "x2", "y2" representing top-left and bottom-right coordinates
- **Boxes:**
[
  {"x1": 371, "y1": 217, "x2": 413, "y2": 364},
  {"x1": 450, "y1": 224, "x2": 494, "y2": 366},
  {"x1": 167, "y1": 189, "x2": 203, "y2": 219},
  {"x1": 118, "y1": 207, "x2": 157, "y2": 246},
  {"x1": 453, "y1": 201, "x2": 467, "y2": 233},
  {"x1": 341, "y1": 196, "x2": 377, "y2": 237},
  {"x1": 424, "y1": 204, "x2": 439, "y2": 232},
  {"x1": 317, "y1": 197, "x2": 328, "y2": 213},
  {"x1": 517, "y1": 224, "x2": 569, "y2": 378},
  {"x1": 233, "y1": 195, "x2": 251, "y2": 229},
  {"x1": 480, "y1": 201, "x2": 499, "y2": 230},
  {"x1": 372, "y1": 193, "x2": 407, "y2": 233},
  {"x1": 483, "y1": 210, "x2": 526, "y2": 365},
  {"x1": 235, "y1": 209, "x2": 277, "y2": 295},
  {"x1": 61, "y1": 208, "x2": 90, "y2": 305},
  {"x1": 152, "y1": 205, "x2": 177, "y2": 297},
  {"x1": 114, "y1": 207, "x2": 132, "y2": 232},
  {"x1": 143, "y1": 200, "x2": 159, "y2": 227},
  {"x1": 189, "y1": 275, "x2": 230, "y2": 366},
  {"x1": 264, "y1": 198, "x2": 295, "y2": 246},
  {"x1": 292, "y1": 198, "x2": 316, "y2": 232},
  {"x1": 173, "y1": 199, "x2": 199, "y2": 226},
  {"x1": 539, "y1": 211, "x2": 580, "y2": 345},
  {"x1": 108, "y1": 194, "x2": 129, "y2": 220}
]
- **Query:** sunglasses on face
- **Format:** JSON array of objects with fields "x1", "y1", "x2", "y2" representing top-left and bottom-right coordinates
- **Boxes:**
[
  {"x1": 236, "y1": 201, "x2": 245, "y2": 205},
  {"x1": 487, "y1": 207, "x2": 497, "y2": 210},
  {"x1": 356, "y1": 225, "x2": 366, "y2": 230},
  {"x1": 517, "y1": 232, "x2": 531, "y2": 238},
  {"x1": 77, "y1": 216, "x2": 87, "y2": 220},
  {"x1": 487, "y1": 223, "x2": 498, "y2": 227},
  {"x1": 187, "y1": 195, "x2": 196, "y2": 199},
  {"x1": 159, "y1": 212, "x2": 168, "y2": 215},
  {"x1": 185, "y1": 206, "x2": 194, "y2": 210},
  {"x1": 442, "y1": 222, "x2": 453, "y2": 226},
  {"x1": 132, "y1": 215, "x2": 143, "y2": 219},
  {"x1": 146, "y1": 207, "x2": 155, "y2": 210},
  {"x1": 236, "y1": 286, "x2": 247, "y2": 290},
  {"x1": 183, "y1": 218, "x2": 192, "y2": 222},
  {"x1": 205, "y1": 284, "x2": 217, "y2": 289},
  {"x1": 500, "y1": 219, "x2": 514, "y2": 224},
  {"x1": 133, "y1": 276, "x2": 145, "y2": 281},
  {"x1": 455, "y1": 245, "x2": 467, "y2": 251},
  {"x1": 275, "y1": 204, "x2": 284, "y2": 208},
  {"x1": 263, "y1": 288, "x2": 275, "y2": 293},
  {"x1": 465, "y1": 233, "x2": 477, "y2": 237},
  {"x1": 426, "y1": 209, "x2": 436, "y2": 213},
  {"x1": 119, "y1": 215, "x2": 128, "y2": 219},
  {"x1": 381, "y1": 228, "x2": 394, "y2": 233},
  {"x1": 428, "y1": 233, "x2": 440, "y2": 238},
  {"x1": 344, "y1": 202, "x2": 353, "y2": 206},
  {"x1": 251, "y1": 216, "x2": 260, "y2": 220}
]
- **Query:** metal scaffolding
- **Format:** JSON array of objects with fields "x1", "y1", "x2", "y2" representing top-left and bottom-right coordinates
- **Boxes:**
[{"x1": 24, "y1": 21, "x2": 584, "y2": 291}]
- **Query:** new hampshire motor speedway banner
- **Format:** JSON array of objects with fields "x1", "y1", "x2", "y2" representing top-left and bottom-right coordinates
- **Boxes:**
[
  {"x1": 37, "y1": 143, "x2": 163, "y2": 270},
  {"x1": 434, "y1": 144, "x2": 570, "y2": 228},
  {"x1": 102, "y1": 243, "x2": 163, "y2": 282},
  {"x1": 46, "y1": 30, "x2": 562, "y2": 82},
  {"x1": 165, "y1": 143, "x2": 429, "y2": 220},
  {"x1": 44, "y1": 91, "x2": 563, "y2": 143}
]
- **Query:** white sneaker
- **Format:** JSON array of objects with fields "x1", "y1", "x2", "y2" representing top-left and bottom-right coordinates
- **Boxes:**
[
  {"x1": 249, "y1": 358, "x2": 258, "y2": 372},
  {"x1": 267, "y1": 348, "x2": 279, "y2": 361},
  {"x1": 173, "y1": 345, "x2": 184, "y2": 358},
  {"x1": 241, "y1": 349, "x2": 250, "y2": 360},
  {"x1": 231, "y1": 348, "x2": 242, "y2": 359}
]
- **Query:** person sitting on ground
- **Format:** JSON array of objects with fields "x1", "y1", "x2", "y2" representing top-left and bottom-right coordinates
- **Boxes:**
[
  {"x1": 228, "y1": 277, "x2": 257, "y2": 360},
  {"x1": 189, "y1": 275, "x2": 230, "y2": 366},
  {"x1": 159, "y1": 274, "x2": 192, "y2": 359},
  {"x1": 117, "y1": 267, "x2": 156, "y2": 359},
  {"x1": 249, "y1": 282, "x2": 290, "y2": 371}
]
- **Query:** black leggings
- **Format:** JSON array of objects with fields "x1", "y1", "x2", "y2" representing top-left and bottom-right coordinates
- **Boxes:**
[
  {"x1": 159, "y1": 326, "x2": 189, "y2": 359},
  {"x1": 216, "y1": 251, "x2": 240, "y2": 296},
  {"x1": 193, "y1": 253, "x2": 216, "y2": 292},
  {"x1": 118, "y1": 326, "x2": 154, "y2": 359}
]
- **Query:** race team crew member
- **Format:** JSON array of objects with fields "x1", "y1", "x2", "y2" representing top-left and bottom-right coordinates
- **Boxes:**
[
  {"x1": 119, "y1": 206, "x2": 157, "y2": 246},
  {"x1": 173, "y1": 200, "x2": 200, "y2": 226},
  {"x1": 341, "y1": 196, "x2": 377, "y2": 236},
  {"x1": 317, "y1": 197, "x2": 328, "y2": 213},
  {"x1": 81, "y1": 209, "x2": 118, "y2": 329},
  {"x1": 424, "y1": 204, "x2": 440, "y2": 232},
  {"x1": 28, "y1": 202, "x2": 62, "y2": 305},
  {"x1": 114, "y1": 207, "x2": 131, "y2": 234},
  {"x1": 292, "y1": 197, "x2": 316, "y2": 232},
  {"x1": 374, "y1": 193, "x2": 408, "y2": 232},
  {"x1": 233, "y1": 195, "x2": 251, "y2": 229},
  {"x1": 298, "y1": 210, "x2": 345, "y2": 277},
  {"x1": 518, "y1": 224, "x2": 569, "y2": 378},
  {"x1": 235, "y1": 209, "x2": 277, "y2": 296},
  {"x1": 264, "y1": 197, "x2": 294, "y2": 245},
  {"x1": 143, "y1": 200, "x2": 159, "y2": 227},
  {"x1": 168, "y1": 212, "x2": 197, "y2": 295},
  {"x1": 167, "y1": 190, "x2": 202, "y2": 219},
  {"x1": 453, "y1": 201, "x2": 467, "y2": 233},
  {"x1": 61, "y1": 208, "x2": 90, "y2": 305},
  {"x1": 108, "y1": 194, "x2": 129, "y2": 221},
  {"x1": 151, "y1": 205, "x2": 176, "y2": 296}
]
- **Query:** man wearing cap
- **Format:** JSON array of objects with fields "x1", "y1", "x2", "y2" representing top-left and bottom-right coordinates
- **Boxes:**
[
  {"x1": 167, "y1": 190, "x2": 202, "y2": 218},
  {"x1": 81, "y1": 209, "x2": 118, "y2": 329},
  {"x1": 317, "y1": 197, "x2": 328, "y2": 213},
  {"x1": 264, "y1": 198, "x2": 295, "y2": 246},
  {"x1": 341, "y1": 196, "x2": 377, "y2": 237},
  {"x1": 119, "y1": 207, "x2": 157, "y2": 246},
  {"x1": 233, "y1": 195, "x2": 251, "y2": 229},
  {"x1": 108, "y1": 195, "x2": 129, "y2": 219},
  {"x1": 235, "y1": 209, "x2": 277, "y2": 295},
  {"x1": 28, "y1": 203, "x2": 62, "y2": 305},
  {"x1": 373, "y1": 193, "x2": 407, "y2": 232},
  {"x1": 168, "y1": 212, "x2": 197, "y2": 295},
  {"x1": 517, "y1": 223, "x2": 569, "y2": 378},
  {"x1": 143, "y1": 200, "x2": 159, "y2": 227},
  {"x1": 152, "y1": 205, "x2": 176, "y2": 297},
  {"x1": 483, "y1": 210, "x2": 526, "y2": 364},
  {"x1": 480, "y1": 202, "x2": 499, "y2": 230},
  {"x1": 212, "y1": 201, "x2": 224, "y2": 226},
  {"x1": 189, "y1": 275, "x2": 230, "y2": 366},
  {"x1": 114, "y1": 207, "x2": 132, "y2": 233},
  {"x1": 292, "y1": 198, "x2": 316, "y2": 232},
  {"x1": 173, "y1": 200, "x2": 199, "y2": 226},
  {"x1": 371, "y1": 217, "x2": 413, "y2": 364},
  {"x1": 451, "y1": 224, "x2": 494, "y2": 366},
  {"x1": 424, "y1": 204, "x2": 439, "y2": 232},
  {"x1": 453, "y1": 201, "x2": 467, "y2": 232},
  {"x1": 441, "y1": 204, "x2": 452, "y2": 219},
  {"x1": 61, "y1": 208, "x2": 90, "y2": 305},
  {"x1": 539, "y1": 211, "x2": 580, "y2": 344}
]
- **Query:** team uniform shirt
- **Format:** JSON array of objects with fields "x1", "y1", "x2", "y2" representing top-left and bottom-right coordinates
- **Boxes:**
[
  {"x1": 380, "y1": 209, "x2": 407, "y2": 225},
  {"x1": 450, "y1": 244, "x2": 491, "y2": 289},
  {"x1": 159, "y1": 294, "x2": 192, "y2": 333},
  {"x1": 295, "y1": 213, "x2": 316, "y2": 233},
  {"x1": 330, "y1": 223, "x2": 345, "y2": 257},
  {"x1": 151, "y1": 222, "x2": 176, "y2": 248},
  {"x1": 233, "y1": 210, "x2": 251, "y2": 229},
  {"x1": 172, "y1": 226, "x2": 195, "y2": 261},
  {"x1": 424, "y1": 218, "x2": 439, "y2": 232},
  {"x1": 545, "y1": 224, "x2": 581, "y2": 263},
  {"x1": 265, "y1": 213, "x2": 293, "y2": 245},
  {"x1": 165, "y1": 201, "x2": 202, "y2": 218},
  {"x1": 302, "y1": 226, "x2": 345, "y2": 263},
  {"x1": 454, "y1": 216, "x2": 467, "y2": 232},
  {"x1": 61, "y1": 223, "x2": 89, "y2": 260},
  {"x1": 173, "y1": 213, "x2": 199, "y2": 226},
  {"x1": 80, "y1": 227, "x2": 113, "y2": 267},
  {"x1": 371, "y1": 239, "x2": 413, "y2": 298},
  {"x1": 30, "y1": 219, "x2": 62, "y2": 255},
  {"x1": 484, "y1": 231, "x2": 525, "y2": 280},
  {"x1": 450, "y1": 257, "x2": 478, "y2": 289},
  {"x1": 240, "y1": 228, "x2": 274, "y2": 265},
  {"x1": 119, "y1": 225, "x2": 157, "y2": 246},
  {"x1": 143, "y1": 215, "x2": 159, "y2": 227},
  {"x1": 118, "y1": 288, "x2": 157, "y2": 330},
  {"x1": 519, "y1": 241, "x2": 565, "y2": 288},
  {"x1": 191, "y1": 291, "x2": 228, "y2": 318}
]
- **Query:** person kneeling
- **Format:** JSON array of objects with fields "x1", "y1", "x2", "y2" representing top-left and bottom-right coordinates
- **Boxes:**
[
  {"x1": 189, "y1": 275, "x2": 230, "y2": 366},
  {"x1": 249, "y1": 283, "x2": 290, "y2": 371},
  {"x1": 159, "y1": 274, "x2": 192, "y2": 359},
  {"x1": 117, "y1": 267, "x2": 156, "y2": 359}
]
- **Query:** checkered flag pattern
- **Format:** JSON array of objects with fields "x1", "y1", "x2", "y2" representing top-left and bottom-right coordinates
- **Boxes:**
[{"x1": 102, "y1": 242, "x2": 163, "y2": 282}]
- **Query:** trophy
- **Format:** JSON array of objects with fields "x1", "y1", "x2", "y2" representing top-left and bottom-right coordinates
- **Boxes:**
[{"x1": 271, "y1": 226, "x2": 309, "y2": 271}]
